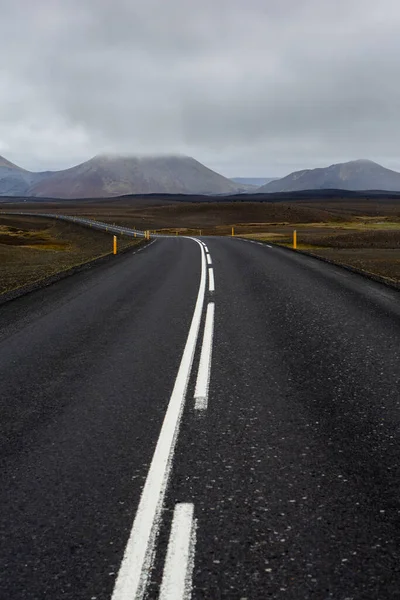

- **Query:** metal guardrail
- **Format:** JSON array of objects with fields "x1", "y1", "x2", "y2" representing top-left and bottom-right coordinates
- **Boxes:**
[{"x1": 0, "y1": 211, "x2": 152, "y2": 238}]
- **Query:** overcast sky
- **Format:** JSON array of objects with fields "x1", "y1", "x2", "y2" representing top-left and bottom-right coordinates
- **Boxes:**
[{"x1": 1, "y1": 0, "x2": 400, "y2": 177}]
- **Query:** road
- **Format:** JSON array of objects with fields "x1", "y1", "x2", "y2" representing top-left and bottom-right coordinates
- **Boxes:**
[{"x1": 1, "y1": 231, "x2": 400, "y2": 599}]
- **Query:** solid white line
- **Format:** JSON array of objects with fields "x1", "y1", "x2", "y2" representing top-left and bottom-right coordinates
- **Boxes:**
[
  {"x1": 206, "y1": 254, "x2": 212, "y2": 265},
  {"x1": 208, "y1": 268, "x2": 215, "y2": 293},
  {"x1": 111, "y1": 238, "x2": 206, "y2": 600},
  {"x1": 194, "y1": 302, "x2": 215, "y2": 410},
  {"x1": 159, "y1": 503, "x2": 197, "y2": 600}
]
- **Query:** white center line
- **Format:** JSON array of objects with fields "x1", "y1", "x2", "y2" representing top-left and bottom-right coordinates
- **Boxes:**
[
  {"x1": 159, "y1": 503, "x2": 197, "y2": 600},
  {"x1": 111, "y1": 238, "x2": 206, "y2": 600},
  {"x1": 208, "y1": 268, "x2": 215, "y2": 293},
  {"x1": 194, "y1": 302, "x2": 215, "y2": 411},
  {"x1": 206, "y1": 254, "x2": 212, "y2": 265}
]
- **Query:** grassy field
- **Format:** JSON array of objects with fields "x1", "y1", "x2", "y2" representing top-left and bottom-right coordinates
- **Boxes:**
[{"x1": 0, "y1": 214, "x2": 141, "y2": 294}]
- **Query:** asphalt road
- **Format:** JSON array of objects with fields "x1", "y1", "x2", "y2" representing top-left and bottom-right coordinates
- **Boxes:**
[{"x1": 1, "y1": 231, "x2": 400, "y2": 599}]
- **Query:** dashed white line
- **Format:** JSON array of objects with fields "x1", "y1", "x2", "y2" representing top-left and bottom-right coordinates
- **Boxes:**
[
  {"x1": 159, "y1": 503, "x2": 197, "y2": 600},
  {"x1": 133, "y1": 240, "x2": 157, "y2": 255},
  {"x1": 206, "y1": 254, "x2": 212, "y2": 266},
  {"x1": 267, "y1": 245, "x2": 272, "y2": 248},
  {"x1": 111, "y1": 238, "x2": 206, "y2": 600},
  {"x1": 194, "y1": 302, "x2": 215, "y2": 411},
  {"x1": 208, "y1": 268, "x2": 215, "y2": 293}
]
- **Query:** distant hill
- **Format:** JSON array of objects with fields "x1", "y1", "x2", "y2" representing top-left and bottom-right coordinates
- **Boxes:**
[
  {"x1": 0, "y1": 154, "x2": 248, "y2": 198},
  {"x1": 27, "y1": 154, "x2": 248, "y2": 198},
  {"x1": 258, "y1": 160, "x2": 400, "y2": 193},
  {"x1": 232, "y1": 177, "x2": 278, "y2": 187},
  {"x1": 0, "y1": 156, "x2": 52, "y2": 196}
]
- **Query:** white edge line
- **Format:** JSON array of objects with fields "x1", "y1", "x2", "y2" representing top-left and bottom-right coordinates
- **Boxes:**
[
  {"x1": 208, "y1": 268, "x2": 215, "y2": 293},
  {"x1": 111, "y1": 237, "x2": 206, "y2": 600},
  {"x1": 159, "y1": 503, "x2": 197, "y2": 600},
  {"x1": 194, "y1": 302, "x2": 215, "y2": 411}
]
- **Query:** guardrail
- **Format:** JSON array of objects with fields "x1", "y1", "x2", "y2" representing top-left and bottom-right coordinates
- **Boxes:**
[{"x1": 0, "y1": 211, "x2": 152, "y2": 238}]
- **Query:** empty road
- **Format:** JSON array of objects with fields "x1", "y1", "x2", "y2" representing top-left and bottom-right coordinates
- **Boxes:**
[{"x1": 1, "y1": 231, "x2": 400, "y2": 599}]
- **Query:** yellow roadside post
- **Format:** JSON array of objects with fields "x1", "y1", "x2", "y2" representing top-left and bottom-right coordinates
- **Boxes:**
[
  {"x1": 293, "y1": 230, "x2": 297, "y2": 249},
  {"x1": 134, "y1": 231, "x2": 137, "y2": 238},
  {"x1": 232, "y1": 226, "x2": 235, "y2": 237},
  {"x1": 113, "y1": 235, "x2": 117, "y2": 255}
]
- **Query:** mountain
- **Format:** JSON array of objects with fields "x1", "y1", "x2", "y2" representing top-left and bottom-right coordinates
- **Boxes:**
[
  {"x1": 0, "y1": 156, "x2": 52, "y2": 196},
  {"x1": 0, "y1": 156, "x2": 35, "y2": 196},
  {"x1": 0, "y1": 153, "x2": 248, "y2": 198},
  {"x1": 27, "y1": 154, "x2": 247, "y2": 198},
  {"x1": 232, "y1": 177, "x2": 278, "y2": 187},
  {"x1": 257, "y1": 160, "x2": 400, "y2": 193}
]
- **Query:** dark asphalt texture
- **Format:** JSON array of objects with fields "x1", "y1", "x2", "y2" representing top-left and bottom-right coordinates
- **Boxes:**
[{"x1": 1, "y1": 234, "x2": 400, "y2": 599}]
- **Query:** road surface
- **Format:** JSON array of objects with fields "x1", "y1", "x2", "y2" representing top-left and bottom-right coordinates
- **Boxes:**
[{"x1": 1, "y1": 232, "x2": 400, "y2": 599}]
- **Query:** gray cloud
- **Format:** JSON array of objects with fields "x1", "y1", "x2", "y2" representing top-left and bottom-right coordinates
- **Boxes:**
[{"x1": 1, "y1": 0, "x2": 400, "y2": 176}]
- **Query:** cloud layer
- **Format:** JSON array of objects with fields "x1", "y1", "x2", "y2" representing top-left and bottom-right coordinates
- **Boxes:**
[{"x1": 1, "y1": 0, "x2": 400, "y2": 176}]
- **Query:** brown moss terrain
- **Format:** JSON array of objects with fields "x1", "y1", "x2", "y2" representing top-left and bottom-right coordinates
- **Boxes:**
[
  {"x1": 0, "y1": 199, "x2": 348, "y2": 235},
  {"x1": 0, "y1": 214, "x2": 140, "y2": 294},
  {"x1": 305, "y1": 229, "x2": 400, "y2": 248},
  {"x1": 301, "y1": 229, "x2": 400, "y2": 283},
  {"x1": 308, "y1": 249, "x2": 400, "y2": 281}
]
